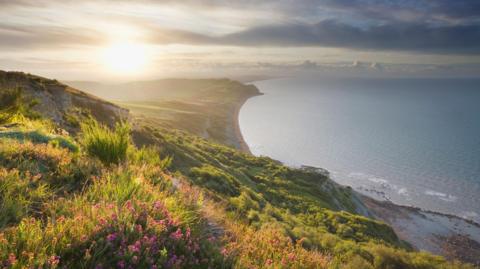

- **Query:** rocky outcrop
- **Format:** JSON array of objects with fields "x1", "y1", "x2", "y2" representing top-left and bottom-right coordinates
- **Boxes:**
[{"x1": 0, "y1": 71, "x2": 128, "y2": 129}]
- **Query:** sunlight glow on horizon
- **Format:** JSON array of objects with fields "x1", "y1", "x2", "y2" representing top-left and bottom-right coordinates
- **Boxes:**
[{"x1": 102, "y1": 42, "x2": 149, "y2": 74}]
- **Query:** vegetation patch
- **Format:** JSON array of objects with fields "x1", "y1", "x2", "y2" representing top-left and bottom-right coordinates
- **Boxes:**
[{"x1": 80, "y1": 119, "x2": 130, "y2": 165}]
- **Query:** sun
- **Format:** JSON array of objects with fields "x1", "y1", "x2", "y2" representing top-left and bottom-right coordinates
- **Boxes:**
[{"x1": 102, "y1": 43, "x2": 148, "y2": 73}]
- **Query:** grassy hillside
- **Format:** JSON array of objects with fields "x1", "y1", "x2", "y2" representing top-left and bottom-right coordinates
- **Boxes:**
[{"x1": 0, "y1": 73, "x2": 476, "y2": 268}]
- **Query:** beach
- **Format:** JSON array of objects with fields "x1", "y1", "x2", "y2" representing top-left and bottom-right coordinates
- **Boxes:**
[{"x1": 231, "y1": 93, "x2": 262, "y2": 154}]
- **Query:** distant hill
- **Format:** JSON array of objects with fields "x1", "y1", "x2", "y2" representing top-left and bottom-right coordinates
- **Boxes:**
[
  {"x1": 67, "y1": 78, "x2": 261, "y2": 150},
  {"x1": 66, "y1": 79, "x2": 259, "y2": 102}
]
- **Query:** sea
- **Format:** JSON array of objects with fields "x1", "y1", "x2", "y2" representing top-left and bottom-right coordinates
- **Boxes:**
[{"x1": 239, "y1": 77, "x2": 480, "y2": 223}]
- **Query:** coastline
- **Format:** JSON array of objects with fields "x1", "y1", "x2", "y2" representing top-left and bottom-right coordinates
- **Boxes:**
[
  {"x1": 361, "y1": 194, "x2": 480, "y2": 265},
  {"x1": 232, "y1": 92, "x2": 262, "y2": 154},
  {"x1": 233, "y1": 85, "x2": 480, "y2": 265}
]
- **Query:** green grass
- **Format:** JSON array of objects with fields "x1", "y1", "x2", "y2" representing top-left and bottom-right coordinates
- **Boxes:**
[
  {"x1": 132, "y1": 120, "x2": 476, "y2": 268},
  {"x1": 80, "y1": 119, "x2": 130, "y2": 165},
  {"x1": 0, "y1": 168, "x2": 52, "y2": 228},
  {"x1": 0, "y1": 88, "x2": 476, "y2": 268}
]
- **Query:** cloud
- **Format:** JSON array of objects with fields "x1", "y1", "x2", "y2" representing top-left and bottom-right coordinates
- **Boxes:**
[
  {"x1": 2, "y1": 0, "x2": 478, "y2": 22},
  {"x1": 0, "y1": 23, "x2": 106, "y2": 49},
  {"x1": 143, "y1": 20, "x2": 480, "y2": 55},
  {"x1": 322, "y1": 0, "x2": 480, "y2": 21},
  {"x1": 0, "y1": 0, "x2": 479, "y2": 55}
]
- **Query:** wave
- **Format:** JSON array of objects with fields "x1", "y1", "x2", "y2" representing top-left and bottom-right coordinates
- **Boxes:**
[{"x1": 425, "y1": 190, "x2": 458, "y2": 202}]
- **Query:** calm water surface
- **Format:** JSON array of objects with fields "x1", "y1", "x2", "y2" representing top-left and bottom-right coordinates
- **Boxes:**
[{"x1": 239, "y1": 77, "x2": 480, "y2": 222}]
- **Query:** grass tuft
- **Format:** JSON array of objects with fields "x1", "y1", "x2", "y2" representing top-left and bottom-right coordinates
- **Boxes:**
[{"x1": 80, "y1": 119, "x2": 130, "y2": 165}]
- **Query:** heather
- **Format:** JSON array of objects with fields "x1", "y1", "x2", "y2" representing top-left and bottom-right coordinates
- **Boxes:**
[{"x1": 0, "y1": 116, "x2": 226, "y2": 268}]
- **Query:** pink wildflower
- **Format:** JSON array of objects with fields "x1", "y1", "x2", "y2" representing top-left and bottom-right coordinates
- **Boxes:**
[
  {"x1": 48, "y1": 255, "x2": 60, "y2": 266},
  {"x1": 153, "y1": 201, "x2": 163, "y2": 210},
  {"x1": 125, "y1": 200, "x2": 134, "y2": 212},
  {"x1": 170, "y1": 228, "x2": 183, "y2": 240},
  {"x1": 265, "y1": 259, "x2": 273, "y2": 266},
  {"x1": 128, "y1": 241, "x2": 141, "y2": 253}
]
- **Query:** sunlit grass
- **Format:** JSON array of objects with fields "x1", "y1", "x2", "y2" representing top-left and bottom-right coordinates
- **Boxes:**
[{"x1": 80, "y1": 119, "x2": 130, "y2": 165}]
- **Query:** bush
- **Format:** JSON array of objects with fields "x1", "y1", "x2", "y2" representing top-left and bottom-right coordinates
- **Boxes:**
[
  {"x1": 129, "y1": 146, "x2": 172, "y2": 169},
  {"x1": 0, "y1": 88, "x2": 23, "y2": 124},
  {"x1": 0, "y1": 87, "x2": 39, "y2": 124},
  {"x1": 80, "y1": 119, "x2": 131, "y2": 165}
]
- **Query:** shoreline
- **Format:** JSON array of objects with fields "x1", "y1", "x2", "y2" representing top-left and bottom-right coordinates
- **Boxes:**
[
  {"x1": 361, "y1": 194, "x2": 480, "y2": 265},
  {"x1": 232, "y1": 92, "x2": 263, "y2": 154},
  {"x1": 232, "y1": 89, "x2": 480, "y2": 264}
]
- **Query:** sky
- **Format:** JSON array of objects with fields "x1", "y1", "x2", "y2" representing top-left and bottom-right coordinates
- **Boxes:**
[{"x1": 1, "y1": 0, "x2": 480, "y2": 81}]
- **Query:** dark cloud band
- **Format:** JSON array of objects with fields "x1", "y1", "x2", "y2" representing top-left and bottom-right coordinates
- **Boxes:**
[{"x1": 144, "y1": 20, "x2": 480, "y2": 55}]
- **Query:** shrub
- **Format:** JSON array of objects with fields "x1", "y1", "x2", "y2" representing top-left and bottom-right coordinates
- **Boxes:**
[
  {"x1": 80, "y1": 119, "x2": 131, "y2": 165},
  {"x1": 129, "y1": 146, "x2": 172, "y2": 169},
  {"x1": 0, "y1": 87, "x2": 39, "y2": 124},
  {"x1": 0, "y1": 88, "x2": 22, "y2": 123}
]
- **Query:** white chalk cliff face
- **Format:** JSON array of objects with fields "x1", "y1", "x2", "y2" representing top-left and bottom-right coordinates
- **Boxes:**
[{"x1": 0, "y1": 71, "x2": 129, "y2": 128}]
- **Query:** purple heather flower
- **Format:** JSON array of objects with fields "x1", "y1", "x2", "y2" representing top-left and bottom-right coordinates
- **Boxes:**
[
  {"x1": 167, "y1": 255, "x2": 178, "y2": 267},
  {"x1": 117, "y1": 260, "x2": 126, "y2": 269},
  {"x1": 107, "y1": 233, "x2": 117, "y2": 242}
]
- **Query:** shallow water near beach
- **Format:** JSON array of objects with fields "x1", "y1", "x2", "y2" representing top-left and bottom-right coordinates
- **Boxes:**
[{"x1": 239, "y1": 77, "x2": 480, "y2": 222}]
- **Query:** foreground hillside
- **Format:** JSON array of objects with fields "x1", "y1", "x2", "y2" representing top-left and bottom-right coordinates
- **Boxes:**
[{"x1": 0, "y1": 72, "x2": 477, "y2": 268}]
